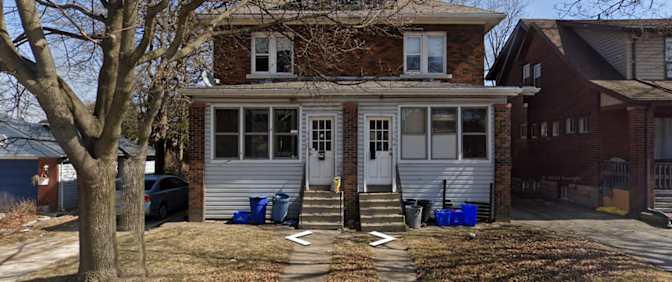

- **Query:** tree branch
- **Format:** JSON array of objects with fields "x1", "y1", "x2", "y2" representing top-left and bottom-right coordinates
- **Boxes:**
[{"x1": 35, "y1": 0, "x2": 105, "y2": 22}]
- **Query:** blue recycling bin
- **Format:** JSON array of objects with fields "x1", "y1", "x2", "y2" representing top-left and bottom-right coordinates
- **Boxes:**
[
  {"x1": 434, "y1": 209, "x2": 452, "y2": 227},
  {"x1": 249, "y1": 196, "x2": 269, "y2": 225},
  {"x1": 232, "y1": 211, "x2": 251, "y2": 224},
  {"x1": 462, "y1": 204, "x2": 478, "y2": 227},
  {"x1": 450, "y1": 209, "x2": 465, "y2": 226},
  {"x1": 271, "y1": 193, "x2": 290, "y2": 223}
]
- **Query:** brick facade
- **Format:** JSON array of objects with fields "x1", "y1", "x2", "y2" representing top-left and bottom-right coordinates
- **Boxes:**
[
  {"x1": 37, "y1": 158, "x2": 59, "y2": 212},
  {"x1": 494, "y1": 104, "x2": 512, "y2": 221},
  {"x1": 627, "y1": 106, "x2": 656, "y2": 215},
  {"x1": 342, "y1": 102, "x2": 359, "y2": 228},
  {"x1": 213, "y1": 25, "x2": 485, "y2": 85},
  {"x1": 188, "y1": 102, "x2": 206, "y2": 222}
]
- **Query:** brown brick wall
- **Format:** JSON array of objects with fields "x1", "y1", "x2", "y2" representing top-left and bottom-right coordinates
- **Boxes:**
[
  {"x1": 342, "y1": 102, "x2": 359, "y2": 228},
  {"x1": 37, "y1": 158, "x2": 58, "y2": 212},
  {"x1": 503, "y1": 29, "x2": 601, "y2": 187},
  {"x1": 494, "y1": 103, "x2": 512, "y2": 221},
  {"x1": 628, "y1": 106, "x2": 655, "y2": 214},
  {"x1": 213, "y1": 25, "x2": 485, "y2": 85},
  {"x1": 188, "y1": 102, "x2": 206, "y2": 222}
]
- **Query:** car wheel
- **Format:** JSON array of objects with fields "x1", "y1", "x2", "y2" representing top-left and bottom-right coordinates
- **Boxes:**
[{"x1": 159, "y1": 203, "x2": 169, "y2": 219}]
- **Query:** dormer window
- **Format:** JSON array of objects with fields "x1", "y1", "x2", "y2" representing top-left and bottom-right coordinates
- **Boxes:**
[
  {"x1": 251, "y1": 33, "x2": 293, "y2": 75},
  {"x1": 404, "y1": 32, "x2": 446, "y2": 75},
  {"x1": 522, "y1": 64, "x2": 531, "y2": 85}
]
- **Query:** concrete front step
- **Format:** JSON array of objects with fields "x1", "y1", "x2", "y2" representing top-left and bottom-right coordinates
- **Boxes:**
[
  {"x1": 656, "y1": 197, "x2": 672, "y2": 203},
  {"x1": 360, "y1": 207, "x2": 403, "y2": 217},
  {"x1": 360, "y1": 214, "x2": 405, "y2": 224},
  {"x1": 655, "y1": 203, "x2": 672, "y2": 209},
  {"x1": 361, "y1": 223, "x2": 407, "y2": 232},
  {"x1": 301, "y1": 214, "x2": 341, "y2": 222},
  {"x1": 300, "y1": 222, "x2": 341, "y2": 230},
  {"x1": 360, "y1": 193, "x2": 401, "y2": 201},
  {"x1": 302, "y1": 206, "x2": 340, "y2": 214},
  {"x1": 359, "y1": 200, "x2": 402, "y2": 208},
  {"x1": 303, "y1": 199, "x2": 341, "y2": 206},
  {"x1": 654, "y1": 189, "x2": 672, "y2": 196}
]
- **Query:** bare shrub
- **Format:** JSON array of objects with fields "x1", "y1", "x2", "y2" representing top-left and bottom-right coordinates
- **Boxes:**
[{"x1": 0, "y1": 199, "x2": 37, "y2": 230}]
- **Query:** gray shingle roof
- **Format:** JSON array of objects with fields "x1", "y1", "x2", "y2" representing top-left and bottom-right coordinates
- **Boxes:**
[{"x1": 591, "y1": 80, "x2": 672, "y2": 101}]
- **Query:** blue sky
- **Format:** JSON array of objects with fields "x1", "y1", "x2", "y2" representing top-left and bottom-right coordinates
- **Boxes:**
[{"x1": 526, "y1": 0, "x2": 672, "y2": 19}]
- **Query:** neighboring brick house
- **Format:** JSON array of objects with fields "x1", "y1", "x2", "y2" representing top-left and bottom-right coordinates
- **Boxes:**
[
  {"x1": 487, "y1": 19, "x2": 672, "y2": 222},
  {"x1": 183, "y1": 0, "x2": 535, "y2": 231}
]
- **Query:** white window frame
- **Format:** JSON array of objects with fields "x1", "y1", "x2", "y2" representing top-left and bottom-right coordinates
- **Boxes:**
[
  {"x1": 522, "y1": 64, "x2": 531, "y2": 85},
  {"x1": 533, "y1": 63, "x2": 542, "y2": 86},
  {"x1": 552, "y1": 121, "x2": 560, "y2": 137},
  {"x1": 398, "y1": 104, "x2": 491, "y2": 163},
  {"x1": 579, "y1": 116, "x2": 591, "y2": 134},
  {"x1": 566, "y1": 118, "x2": 576, "y2": 134},
  {"x1": 250, "y1": 32, "x2": 294, "y2": 76},
  {"x1": 210, "y1": 105, "x2": 302, "y2": 163},
  {"x1": 520, "y1": 123, "x2": 527, "y2": 140},
  {"x1": 540, "y1": 122, "x2": 548, "y2": 137},
  {"x1": 403, "y1": 32, "x2": 447, "y2": 76}
]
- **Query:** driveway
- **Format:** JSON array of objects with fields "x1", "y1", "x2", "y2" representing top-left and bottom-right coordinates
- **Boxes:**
[{"x1": 512, "y1": 198, "x2": 672, "y2": 272}]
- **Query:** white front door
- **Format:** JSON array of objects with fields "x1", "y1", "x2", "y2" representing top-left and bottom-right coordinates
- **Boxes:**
[
  {"x1": 309, "y1": 118, "x2": 335, "y2": 185},
  {"x1": 366, "y1": 118, "x2": 392, "y2": 186}
]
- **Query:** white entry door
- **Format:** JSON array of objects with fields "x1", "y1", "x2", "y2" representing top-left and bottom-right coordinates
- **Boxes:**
[
  {"x1": 309, "y1": 118, "x2": 335, "y2": 185},
  {"x1": 366, "y1": 118, "x2": 392, "y2": 186}
]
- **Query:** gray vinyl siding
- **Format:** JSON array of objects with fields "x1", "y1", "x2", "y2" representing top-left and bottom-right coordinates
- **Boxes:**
[
  {"x1": 635, "y1": 34, "x2": 665, "y2": 80},
  {"x1": 575, "y1": 29, "x2": 630, "y2": 78},
  {"x1": 59, "y1": 163, "x2": 78, "y2": 210},
  {"x1": 203, "y1": 104, "x2": 343, "y2": 219}
]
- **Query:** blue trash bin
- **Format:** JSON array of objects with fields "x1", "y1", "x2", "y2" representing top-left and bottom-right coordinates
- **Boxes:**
[
  {"x1": 249, "y1": 196, "x2": 269, "y2": 225},
  {"x1": 462, "y1": 204, "x2": 478, "y2": 227},
  {"x1": 450, "y1": 209, "x2": 465, "y2": 226},
  {"x1": 271, "y1": 193, "x2": 290, "y2": 223},
  {"x1": 434, "y1": 209, "x2": 452, "y2": 227},
  {"x1": 232, "y1": 211, "x2": 251, "y2": 224}
]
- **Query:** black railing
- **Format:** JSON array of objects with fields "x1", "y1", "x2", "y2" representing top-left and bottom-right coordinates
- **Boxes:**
[
  {"x1": 600, "y1": 160, "x2": 631, "y2": 188},
  {"x1": 656, "y1": 162, "x2": 672, "y2": 190}
]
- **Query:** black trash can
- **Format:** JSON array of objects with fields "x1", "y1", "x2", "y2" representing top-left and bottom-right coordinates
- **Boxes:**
[
  {"x1": 417, "y1": 200, "x2": 432, "y2": 223},
  {"x1": 271, "y1": 193, "x2": 290, "y2": 223},
  {"x1": 403, "y1": 198, "x2": 417, "y2": 215},
  {"x1": 405, "y1": 205, "x2": 422, "y2": 229}
]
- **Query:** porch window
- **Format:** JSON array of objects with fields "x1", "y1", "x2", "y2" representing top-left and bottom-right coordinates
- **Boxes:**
[
  {"x1": 552, "y1": 121, "x2": 560, "y2": 137},
  {"x1": 431, "y1": 108, "x2": 457, "y2": 159},
  {"x1": 273, "y1": 109, "x2": 299, "y2": 159},
  {"x1": 566, "y1": 118, "x2": 577, "y2": 134},
  {"x1": 403, "y1": 33, "x2": 446, "y2": 74},
  {"x1": 666, "y1": 37, "x2": 672, "y2": 80},
  {"x1": 244, "y1": 109, "x2": 270, "y2": 159},
  {"x1": 656, "y1": 118, "x2": 672, "y2": 159},
  {"x1": 462, "y1": 108, "x2": 488, "y2": 159},
  {"x1": 214, "y1": 109, "x2": 239, "y2": 159},
  {"x1": 252, "y1": 33, "x2": 293, "y2": 74},
  {"x1": 401, "y1": 107, "x2": 427, "y2": 159},
  {"x1": 579, "y1": 116, "x2": 591, "y2": 134}
]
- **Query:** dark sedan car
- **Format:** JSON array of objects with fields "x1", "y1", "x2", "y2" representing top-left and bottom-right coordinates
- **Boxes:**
[{"x1": 116, "y1": 175, "x2": 189, "y2": 219}]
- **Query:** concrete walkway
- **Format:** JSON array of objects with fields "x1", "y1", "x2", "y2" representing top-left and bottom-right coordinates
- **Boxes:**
[
  {"x1": 280, "y1": 230, "x2": 338, "y2": 282},
  {"x1": 371, "y1": 239, "x2": 417, "y2": 282},
  {"x1": 0, "y1": 236, "x2": 78, "y2": 282},
  {"x1": 512, "y1": 199, "x2": 672, "y2": 271}
]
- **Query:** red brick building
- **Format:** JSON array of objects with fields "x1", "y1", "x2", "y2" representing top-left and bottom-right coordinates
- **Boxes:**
[
  {"x1": 183, "y1": 0, "x2": 535, "y2": 230},
  {"x1": 487, "y1": 19, "x2": 672, "y2": 224}
]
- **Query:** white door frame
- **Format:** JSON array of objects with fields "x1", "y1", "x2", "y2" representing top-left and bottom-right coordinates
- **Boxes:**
[
  {"x1": 305, "y1": 114, "x2": 338, "y2": 190},
  {"x1": 363, "y1": 114, "x2": 396, "y2": 193}
]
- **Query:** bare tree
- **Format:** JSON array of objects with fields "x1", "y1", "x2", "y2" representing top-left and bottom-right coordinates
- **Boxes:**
[
  {"x1": 558, "y1": 0, "x2": 669, "y2": 18},
  {"x1": 0, "y1": 0, "x2": 418, "y2": 280}
]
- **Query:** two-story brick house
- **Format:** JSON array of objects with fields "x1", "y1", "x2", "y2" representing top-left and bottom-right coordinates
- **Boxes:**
[
  {"x1": 488, "y1": 19, "x2": 672, "y2": 225},
  {"x1": 183, "y1": 0, "x2": 536, "y2": 231}
]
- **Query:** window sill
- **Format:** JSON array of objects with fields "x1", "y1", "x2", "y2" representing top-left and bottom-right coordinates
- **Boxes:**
[
  {"x1": 400, "y1": 73, "x2": 453, "y2": 79},
  {"x1": 246, "y1": 73, "x2": 297, "y2": 79}
]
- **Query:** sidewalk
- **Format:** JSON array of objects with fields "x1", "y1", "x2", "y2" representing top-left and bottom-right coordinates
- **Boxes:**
[{"x1": 0, "y1": 236, "x2": 78, "y2": 282}]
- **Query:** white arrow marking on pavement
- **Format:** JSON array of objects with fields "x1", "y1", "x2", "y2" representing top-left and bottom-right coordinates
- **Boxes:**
[
  {"x1": 286, "y1": 230, "x2": 313, "y2": 246},
  {"x1": 369, "y1": 231, "x2": 397, "y2": 247}
]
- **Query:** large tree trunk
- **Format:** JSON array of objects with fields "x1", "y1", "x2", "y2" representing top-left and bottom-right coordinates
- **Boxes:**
[
  {"x1": 118, "y1": 154, "x2": 148, "y2": 277},
  {"x1": 77, "y1": 158, "x2": 119, "y2": 281}
]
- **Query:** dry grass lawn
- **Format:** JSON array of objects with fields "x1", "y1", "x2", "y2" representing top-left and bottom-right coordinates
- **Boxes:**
[
  {"x1": 21, "y1": 222, "x2": 294, "y2": 282},
  {"x1": 404, "y1": 224, "x2": 672, "y2": 282},
  {"x1": 327, "y1": 233, "x2": 379, "y2": 282}
]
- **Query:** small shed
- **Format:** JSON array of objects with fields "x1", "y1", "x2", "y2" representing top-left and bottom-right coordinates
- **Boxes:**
[{"x1": 0, "y1": 117, "x2": 155, "y2": 212}]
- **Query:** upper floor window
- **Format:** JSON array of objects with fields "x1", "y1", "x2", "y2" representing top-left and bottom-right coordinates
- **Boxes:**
[
  {"x1": 252, "y1": 33, "x2": 293, "y2": 75},
  {"x1": 566, "y1": 118, "x2": 577, "y2": 134},
  {"x1": 552, "y1": 121, "x2": 560, "y2": 137},
  {"x1": 533, "y1": 63, "x2": 542, "y2": 87},
  {"x1": 540, "y1": 122, "x2": 548, "y2": 137},
  {"x1": 522, "y1": 64, "x2": 531, "y2": 85},
  {"x1": 579, "y1": 116, "x2": 591, "y2": 134},
  {"x1": 530, "y1": 123, "x2": 538, "y2": 139},
  {"x1": 520, "y1": 123, "x2": 527, "y2": 139},
  {"x1": 666, "y1": 37, "x2": 672, "y2": 80},
  {"x1": 404, "y1": 33, "x2": 446, "y2": 75}
]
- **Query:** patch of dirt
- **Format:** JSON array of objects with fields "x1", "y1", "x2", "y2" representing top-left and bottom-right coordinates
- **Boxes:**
[
  {"x1": 404, "y1": 224, "x2": 672, "y2": 282},
  {"x1": 20, "y1": 222, "x2": 295, "y2": 281},
  {"x1": 0, "y1": 212, "x2": 78, "y2": 248},
  {"x1": 327, "y1": 233, "x2": 379, "y2": 282}
]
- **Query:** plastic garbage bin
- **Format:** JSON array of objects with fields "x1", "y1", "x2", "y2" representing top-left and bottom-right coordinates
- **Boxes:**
[
  {"x1": 403, "y1": 199, "x2": 417, "y2": 215},
  {"x1": 249, "y1": 196, "x2": 269, "y2": 225},
  {"x1": 271, "y1": 193, "x2": 290, "y2": 223},
  {"x1": 417, "y1": 200, "x2": 432, "y2": 223},
  {"x1": 462, "y1": 204, "x2": 478, "y2": 227},
  {"x1": 405, "y1": 205, "x2": 423, "y2": 229},
  {"x1": 450, "y1": 209, "x2": 465, "y2": 226},
  {"x1": 434, "y1": 209, "x2": 451, "y2": 227},
  {"x1": 232, "y1": 211, "x2": 250, "y2": 224}
]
